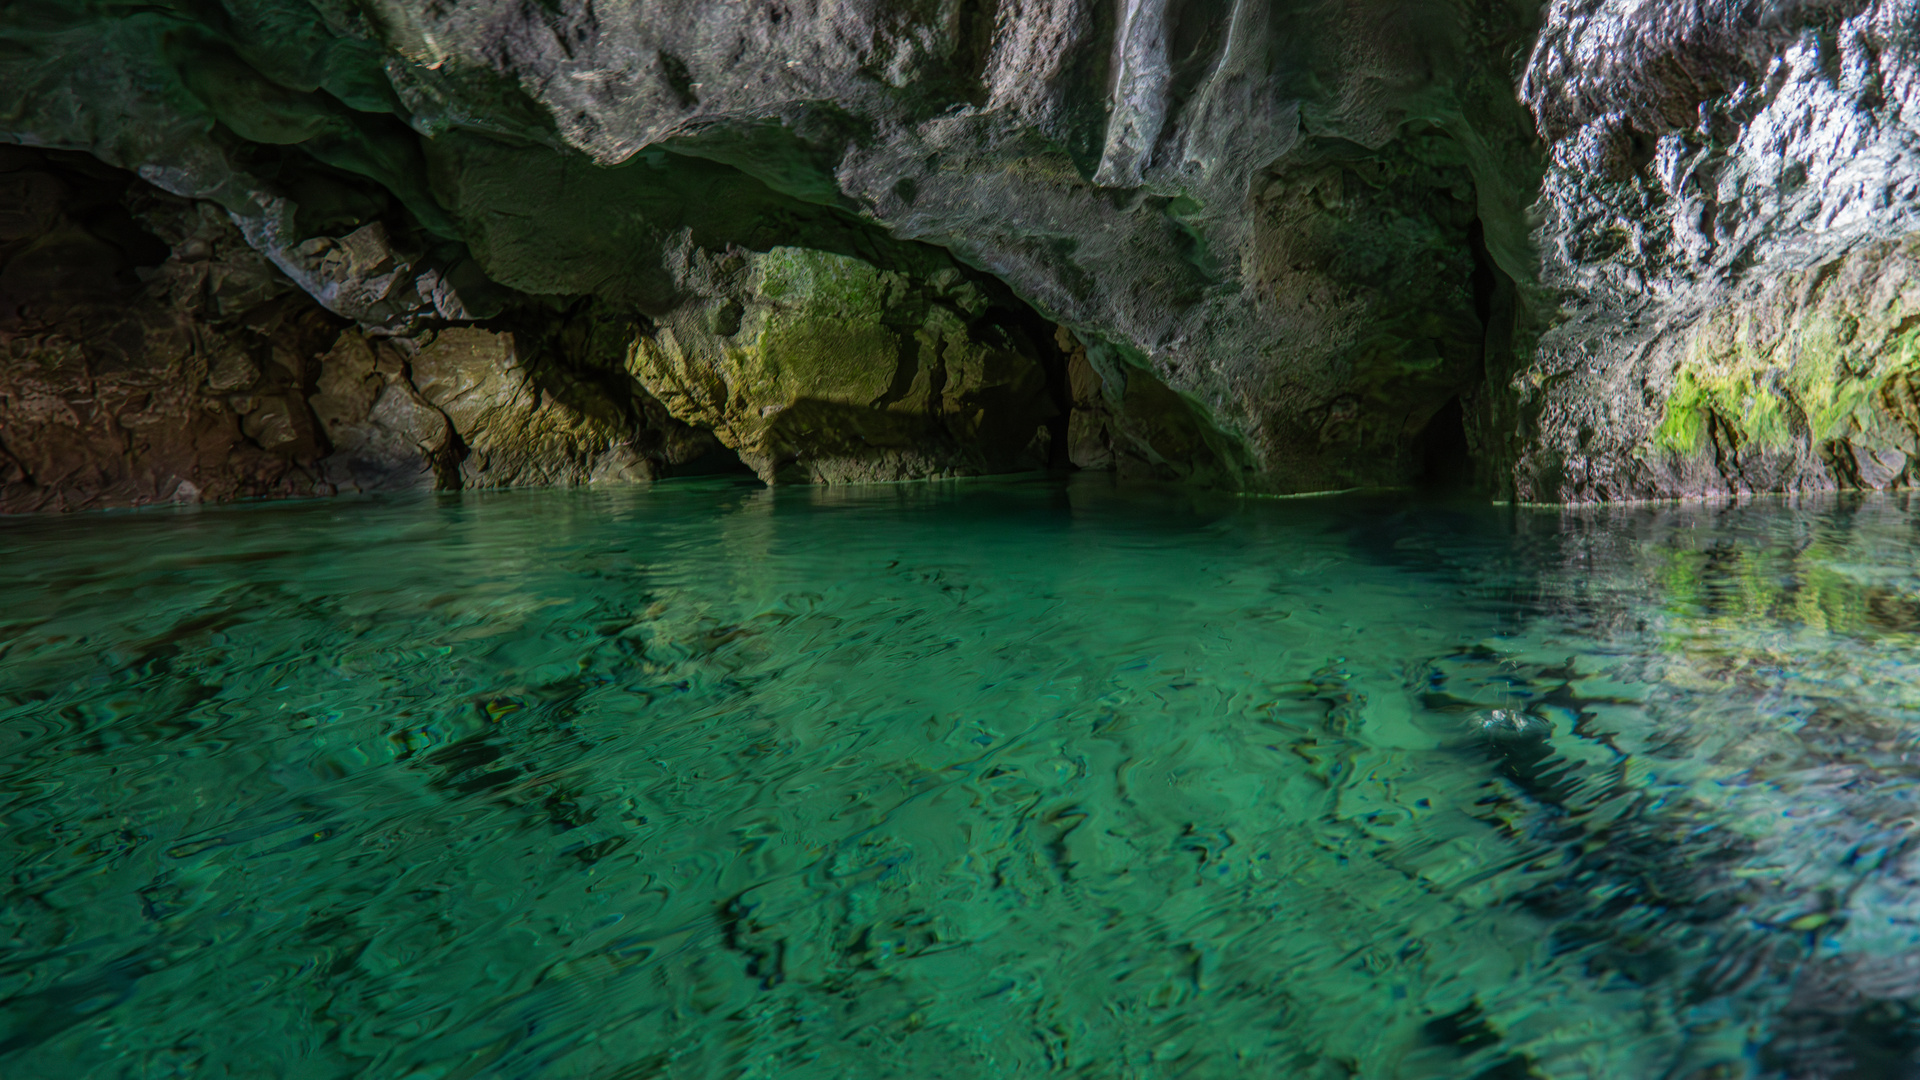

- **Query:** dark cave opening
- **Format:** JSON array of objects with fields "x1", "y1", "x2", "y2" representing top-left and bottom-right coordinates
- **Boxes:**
[
  {"x1": 1440, "y1": 213, "x2": 1518, "y2": 499},
  {"x1": 664, "y1": 440, "x2": 755, "y2": 479},
  {"x1": 1413, "y1": 395, "x2": 1475, "y2": 492},
  {"x1": 1467, "y1": 218, "x2": 1498, "y2": 335},
  {"x1": 1, "y1": 147, "x2": 174, "y2": 317},
  {"x1": 1002, "y1": 305, "x2": 1074, "y2": 472}
]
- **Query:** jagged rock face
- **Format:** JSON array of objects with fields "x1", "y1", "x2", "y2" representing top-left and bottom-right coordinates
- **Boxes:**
[
  {"x1": 1536, "y1": 235, "x2": 1920, "y2": 500},
  {"x1": 1, "y1": 0, "x2": 1547, "y2": 503},
  {"x1": 0, "y1": 148, "x2": 336, "y2": 511},
  {"x1": 0, "y1": 147, "x2": 723, "y2": 512},
  {"x1": 1057, "y1": 326, "x2": 1252, "y2": 484},
  {"x1": 1511, "y1": 0, "x2": 1920, "y2": 501},
  {"x1": 8, "y1": 0, "x2": 1920, "y2": 507}
]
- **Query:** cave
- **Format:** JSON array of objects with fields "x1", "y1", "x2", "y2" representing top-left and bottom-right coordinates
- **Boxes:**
[
  {"x1": 1413, "y1": 395, "x2": 1475, "y2": 493},
  {"x1": 5, "y1": 2, "x2": 1920, "y2": 1077}
]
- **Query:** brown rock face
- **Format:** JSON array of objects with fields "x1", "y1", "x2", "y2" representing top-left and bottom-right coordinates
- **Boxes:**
[
  {"x1": 0, "y1": 148, "x2": 343, "y2": 512},
  {"x1": 0, "y1": 150, "x2": 730, "y2": 513}
]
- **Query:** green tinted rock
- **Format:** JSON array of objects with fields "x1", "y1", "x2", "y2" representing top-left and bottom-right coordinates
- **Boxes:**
[{"x1": 628, "y1": 247, "x2": 1054, "y2": 484}]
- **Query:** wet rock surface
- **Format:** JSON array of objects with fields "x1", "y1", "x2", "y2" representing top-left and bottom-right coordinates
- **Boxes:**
[
  {"x1": 6, "y1": 0, "x2": 1920, "y2": 505},
  {"x1": 1513, "y1": 0, "x2": 1920, "y2": 500},
  {"x1": 1516, "y1": 234, "x2": 1920, "y2": 501}
]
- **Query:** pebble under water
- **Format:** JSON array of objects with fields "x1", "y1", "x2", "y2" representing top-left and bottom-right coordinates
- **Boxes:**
[{"x1": 5, "y1": 477, "x2": 1920, "y2": 1079}]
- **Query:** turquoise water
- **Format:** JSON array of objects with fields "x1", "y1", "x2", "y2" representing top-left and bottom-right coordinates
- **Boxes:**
[{"x1": 4, "y1": 478, "x2": 1920, "y2": 1079}]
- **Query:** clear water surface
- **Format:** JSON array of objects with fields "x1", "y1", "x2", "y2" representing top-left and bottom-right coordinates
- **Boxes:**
[{"x1": 5, "y1": 477, "x2": 1920, "y2": 1080}]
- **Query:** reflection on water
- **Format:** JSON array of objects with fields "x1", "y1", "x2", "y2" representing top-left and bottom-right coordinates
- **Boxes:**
[{"x1": 3, "y1": 478, "x2": 1920, "y2": 1079}]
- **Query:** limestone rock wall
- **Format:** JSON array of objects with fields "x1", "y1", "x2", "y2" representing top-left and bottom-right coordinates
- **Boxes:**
[
  {"x1": 0, "y1": 0, "x2": 1548, "y2": 506},
  {"x1": 1549, "y1": 236, "x2": 1920, "y2": 500},
  {"x1": 9, "y1": 0, "x2": 1920, "y2": 506},
  {"x1": 0, "y1": 148, "x2": 722, "y2": 512},
  {"x1": 1511, "y1": 0, "x2": 1920, "y2": 501}
]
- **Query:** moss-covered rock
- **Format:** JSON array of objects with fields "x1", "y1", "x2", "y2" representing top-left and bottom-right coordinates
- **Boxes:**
[
  {"x1": 1609, "y1": 234, "x2": 1920, "y2": 498},
  {"x1": 627, "y1": 247, "x2": 1056, "y2": 484},
  {"x1": 1505, "y1": 0, "x2": 1920, "y2": 502}
]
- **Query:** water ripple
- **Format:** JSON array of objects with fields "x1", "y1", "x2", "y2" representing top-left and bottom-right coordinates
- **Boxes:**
[{"x1": 3, "y1": 482, "x2": 1920, "y2": 1077}]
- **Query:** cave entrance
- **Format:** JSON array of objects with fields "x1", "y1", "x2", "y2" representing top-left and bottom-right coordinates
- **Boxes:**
[
  {"x1": 664, "y1": 440, "x2": 755, "y2": 479},
  {"x1": 1413, "y1": 395, "x2": 1475, "y2": 492}
]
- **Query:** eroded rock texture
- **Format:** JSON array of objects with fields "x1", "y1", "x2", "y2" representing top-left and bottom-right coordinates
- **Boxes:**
[
  {"x1": 0, "y1": 147, "x2": 337, "y2": 511},
  {"x1": 0, "y1": 0, "x2": 1549, "y2": 508},
  {"x1": 1513, "y1": 0, "x2": 1920, "y2": 500},
  {"x1": 0, "y1": 147, "x2": 725, "y2": 511},
  {"x1": 7, "y1": 0, "x2": 1920, "y2": 506}
]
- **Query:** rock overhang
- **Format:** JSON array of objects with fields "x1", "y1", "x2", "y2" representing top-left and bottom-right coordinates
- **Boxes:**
[{"x1": 6, "y1": 0, "x2": 1920, "y2": 508}]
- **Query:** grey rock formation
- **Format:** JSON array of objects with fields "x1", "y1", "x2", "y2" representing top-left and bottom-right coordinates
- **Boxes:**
[
  {"x1": 1512, "y1": 0, "x2": 1920, "y2": 500},
  {"x1": 7, "y1": 0, "x2": 1920, "y2": 506},
  {"x1": 0, "y1": 0, "x2": 1546, "y2": 502},
  {"x1": 371, "y1": 0, "x2": 1546, "y2": 492}
]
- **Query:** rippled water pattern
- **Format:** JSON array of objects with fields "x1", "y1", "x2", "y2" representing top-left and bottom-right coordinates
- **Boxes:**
[{"x1": 5, "y1": 480, "x2": 1920, "y2": 1079}]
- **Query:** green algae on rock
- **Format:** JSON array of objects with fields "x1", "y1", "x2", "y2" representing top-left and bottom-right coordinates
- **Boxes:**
[
  {"x1": 1628, "y1": 236, "x2": 1920, "y2": 498},
  {"x1": 1503, "y1": 1, "x2": 1920, "y2": 502},
  {"x1": 12, "y1": 0, "x2": 1920, "y2": 506},
  {"x1": 628, "y1": 247, "x2": 1057, "y2": 484}
]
